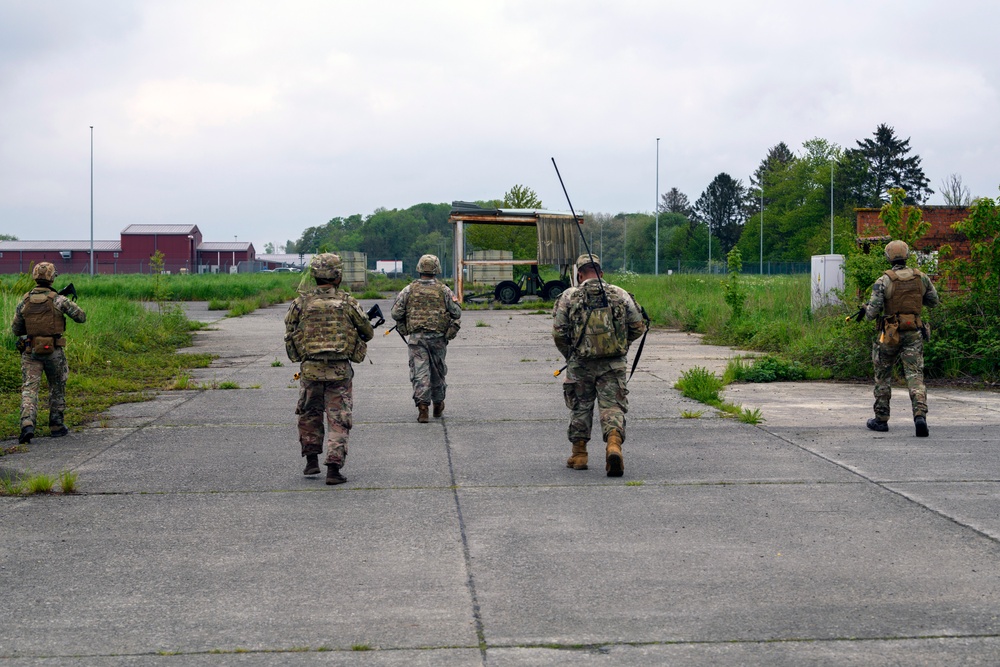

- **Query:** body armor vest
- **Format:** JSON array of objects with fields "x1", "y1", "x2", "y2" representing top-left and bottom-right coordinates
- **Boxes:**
[
  {"x1": 883, "y1": 269, "x2": 926, "y2": 317},
  {"x1": 23, "y1": 289, "x2": 66, "y2": 337},
  {"x1": 299, "y1": 290, "x2": 359, "y2": 359},
  {"x1": 568, "y1": 281, "x2": 629, "y2": 360},
  {"x1": 406, "y1": 281, "x2": 451, "y2": 334}
]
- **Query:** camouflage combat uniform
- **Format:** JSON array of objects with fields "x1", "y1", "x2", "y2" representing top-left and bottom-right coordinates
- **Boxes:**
[
  {"x1": 864, "y1": 262, "x2": 940, "y2": 423},
  {"x1": 11, "y1": 283, "x2": 87, "y2": 436},
  {"x1": 285, "y1": 282, "x2": 374, "y2": 468},
  {"x1": 552, "y1": 277, "x2": 646, "y2": 445},
  {"x1": 390, "y1": 278, "x2": 462, "y2": 409}
]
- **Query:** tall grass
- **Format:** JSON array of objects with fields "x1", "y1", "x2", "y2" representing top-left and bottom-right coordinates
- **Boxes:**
[
  {"x1": 56, "y1": 272, "x2": 303, "y2": 302},
  {"x1": 0, "y1": 293, "x2": 212, "y2": 440}
]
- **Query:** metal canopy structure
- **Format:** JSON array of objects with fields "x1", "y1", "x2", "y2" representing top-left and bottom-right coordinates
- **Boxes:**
[{"x1": 448, "y1": 202, "x2": 583, "y2": 303}]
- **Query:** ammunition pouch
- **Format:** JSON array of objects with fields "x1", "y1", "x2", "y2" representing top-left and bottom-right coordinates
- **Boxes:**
[
  {"x1": 348, "y1": 338, "x2": 367, "y2": 364},
  {"x1": 879, "y1": 316, "x2": 901, "y2": 347},
  {"x1": 31, "y1": 335, "x2": 56, "y2": 355},
  {"x1": 897, "y1": 313, "x2": 921, "y2": 332},
  {"x1": 284, "y1": 331, "x2": 304, "y2": 363}
]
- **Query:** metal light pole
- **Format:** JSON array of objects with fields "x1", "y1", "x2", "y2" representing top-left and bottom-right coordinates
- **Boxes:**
[
  {"x1": 655, "y1": 137, "x2": 660, "y2": 275},
  {"x1": 830, "y1": 160, "x2": 835, "y2": 254},
  {"x1": 89, "y1": 126, "x2": 94, "y2": 276}
]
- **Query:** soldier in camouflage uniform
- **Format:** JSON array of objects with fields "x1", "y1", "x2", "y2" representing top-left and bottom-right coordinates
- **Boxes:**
[
  {"x1": 862, "y1": 240, "x2": 940, "y2": 437},
  {"x1": 284, "y1": 253, "x2": 374, "y2": 484},
  {"x1": 10, "y1": 262, "x2": 87, "y2": 444},
  {"x1": 553, "y1": 254, "x2": 646, "y2": 477},
  {"x1": 390, "y1": 255, "x2": 462, "y2": 423}
]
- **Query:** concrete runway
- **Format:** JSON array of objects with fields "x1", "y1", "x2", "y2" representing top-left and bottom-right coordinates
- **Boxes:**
[{"x1": 2, "y1": 298, "x2": 1000, "y2": 666}]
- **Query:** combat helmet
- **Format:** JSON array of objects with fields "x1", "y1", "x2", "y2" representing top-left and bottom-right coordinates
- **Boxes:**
[
  {"x1": 416, "y1": 254, "x2": 441, "y2": 275},
  {"x1": 310, "y1": 253, "x2": 343, "y2": 281},
  {"x1": 31, "y1": 262, "x2": 57, "y2": 283},
  {"x1": 884, "y1": 240, "x2": 909, "y2": 264},
  {"x1": 576, "y1": 253, "x2": 601, "y2": 270}
]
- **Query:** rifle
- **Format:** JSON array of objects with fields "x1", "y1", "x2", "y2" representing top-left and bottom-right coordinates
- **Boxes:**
[
  {"x1": 57, "y1": 283, "x2": 78, "y2": 302},
  {"x1": 366, "y1": 303, "x2": 385, "y2": 328},
  {"x1": 845, "y1": 304, "x2": 866, "y2": 323},
  {"x1": 383, "y1": 323, "x2": 408, "y2": 344}
]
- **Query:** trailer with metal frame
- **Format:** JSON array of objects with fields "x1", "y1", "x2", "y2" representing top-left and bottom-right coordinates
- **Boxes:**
[{"x1": 448, "y1": 202, "x2": 583, "y2": 304}]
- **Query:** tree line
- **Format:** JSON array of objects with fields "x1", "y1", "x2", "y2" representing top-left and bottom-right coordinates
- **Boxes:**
[{"x1": 284, "y1": 123, "x2": 983, "y2": 275}]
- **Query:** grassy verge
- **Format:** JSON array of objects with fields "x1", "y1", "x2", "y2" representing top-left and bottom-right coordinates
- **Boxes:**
[{"x1": 1, "y1": 294, "x2": 213, "y2": 443}]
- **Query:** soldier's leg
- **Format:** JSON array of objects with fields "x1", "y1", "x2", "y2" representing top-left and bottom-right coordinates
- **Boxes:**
[
  {"x1": 44, "y1": 351, "x2": 70, "y2": 432},
  {"x1": 564, "y1": 363, "x2": 596, "y2": 444},
  {"x1": 19, "y1": 353, "x2": 43, "y2": 429},
  {"x1": 408, "y1": 342, "x2": 432, "y2": 406},
  {"x1": 427, "y1": 338, "x2": 448, "y2": 405},
  {"x1": 872, "y1": 341, "x2": 898, "y2": 422},
  {"x1": 596, "y1": 365, "x2": 629, "y2": 443},
  {"x1": 323, "y1": 378, "x2": 353, "y2": 467},
  {"x1": 295, "y1": 379, "x2": 325, "y2": 458},
  {"x1": 900, "y1": 335, "x2": 928, "y2": 418}
]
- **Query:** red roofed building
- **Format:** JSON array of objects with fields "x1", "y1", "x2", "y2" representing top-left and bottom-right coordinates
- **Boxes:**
[{"x1": 0, "y1": 225, "x2": 256, "y2": 274}]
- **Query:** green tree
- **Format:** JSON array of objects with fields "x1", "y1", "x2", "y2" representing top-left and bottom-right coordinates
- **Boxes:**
[
  {"x1": 844, "y1": 123, "x2": 933, "y2": 206},
  {"x1": 695, "y1": 173, "x2": 748, "y2": 258},
  {"x1": 659, "y1": 187, "x2": 693, "y2": 217},
  {"x1": 944, "y1": 191, "x2": 1000, "y2": 300},
  {"x1": 465, "y1": 185, "x2": 543, "y2": 268},
  {"x1": 0, "y1": 234, "x2": 17, "y2": 241}
]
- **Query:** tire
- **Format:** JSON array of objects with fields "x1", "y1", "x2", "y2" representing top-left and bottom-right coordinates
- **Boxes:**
[
  {"x1": 494, "y1": 280, "x2": 522, "y2": 305},
  {"x1": 542, "y1": 280, "x2": 567, "y2": 301}
]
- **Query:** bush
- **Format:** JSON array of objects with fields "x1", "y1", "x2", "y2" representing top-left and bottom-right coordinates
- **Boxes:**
[{"x1": 729, "y1": 355, "x2": 806, "y2": 383}]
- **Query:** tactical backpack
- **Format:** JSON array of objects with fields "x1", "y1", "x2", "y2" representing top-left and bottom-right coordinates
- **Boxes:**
[
  {"x1": 883, "y1": 268, "x2": 927, "y2": 333},
  {"x1": 567, "y1": 281, "x2": 629, "y2": 360},
  {"x1": 22, "y1": 288, "x2": 66, "y2": 355}
]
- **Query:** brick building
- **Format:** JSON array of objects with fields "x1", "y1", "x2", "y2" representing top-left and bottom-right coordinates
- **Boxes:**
[
  {"x1": 855, "y1": 206, "x2": 971, "y2": 257},
  {"x1": 0, "y1": 225, "x2": 255, "y2": 274}
]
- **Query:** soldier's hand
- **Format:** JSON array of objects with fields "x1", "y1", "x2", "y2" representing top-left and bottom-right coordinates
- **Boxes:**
[{"x1": 852, "y1": 305, "x2": 867, "y2": 323}]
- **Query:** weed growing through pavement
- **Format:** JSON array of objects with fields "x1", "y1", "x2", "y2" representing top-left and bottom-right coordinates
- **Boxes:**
[
  {"x1": 59, "y1": 470, "x2": 79, "y2": 493},
  {"x1": 738, "y1": 407, "x2": 765, "y2": 424},
  {"x1": 351, "y1": 644, "x2": 373, "y2": 651},
  {"x1": 217, "y1": 381, "x2": 240, "y2": 390},
  {"x1": 1, "y1": 473, "x2": 22, "y2": 495},
  {"x1": 625, "y1": 480, "x2": 644, "y2": 486},
  {"x1": 271, "y1": 358, "x2": 283, "y2": 367},
  {"x1": 475, "y1": 320, "x2": 489, "y2": 327},
  {"x1": 681, "y1": 410, "x2": 704, "y2": 419},
  {"x1": 25, "y1": 472, "x2": 56, "y2": 494}
]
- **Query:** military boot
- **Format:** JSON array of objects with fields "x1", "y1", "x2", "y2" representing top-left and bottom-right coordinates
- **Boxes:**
[
  {"x1": 867, "y1": 418, "x2": 888, "y2": 432},
  {"x1": 433, "y1": 401, "x2": 445, "y2": 418},
  {"x1": 606, "y1": 430, "x2": 624, "y2": 477},
  {"x1": 566, "y1": 440, "x2": 588, "y2": 470},
  {"x1": 417, "y1": 403, "x2": 430, "y2": 423},
  {"x1": 50, "y1": 426, "x2": 69, "y2": 438},
  {"x1": 915, "y1": 416, "x2": 929, "y2": 438},
  {"x1": 18, "y1": 425, "x2": 34, "y2": 445},
  {"x1": 303, "y1": 453, "x2": 320, "y2": 475},
  {"x1": 326, "y1": 464, "x2": 347, "y2": 485}
]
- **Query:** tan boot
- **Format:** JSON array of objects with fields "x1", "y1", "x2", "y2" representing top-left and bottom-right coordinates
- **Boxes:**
[
  {"x1": 433, "y1": 401, "x2": 445, "y2": 418},
  {"x1": 566, "y1": 440, "x2": 588, "y2": 470},
  {"x1": 417, "y1": 403, "x2": 430, "y2": 423},
  {"x1": 605, "y1": 429, "x2": 624, "y2": 477}
]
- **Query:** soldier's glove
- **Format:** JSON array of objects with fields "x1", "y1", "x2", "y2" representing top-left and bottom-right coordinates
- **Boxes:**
[{"x1": 849, "y1": 305, "x2": 867, "y2": 323}]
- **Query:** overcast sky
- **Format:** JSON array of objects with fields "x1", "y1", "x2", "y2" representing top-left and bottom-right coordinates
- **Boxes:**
[{"x1": 2, "y1": 0, "x2": 998, "y2": 252}]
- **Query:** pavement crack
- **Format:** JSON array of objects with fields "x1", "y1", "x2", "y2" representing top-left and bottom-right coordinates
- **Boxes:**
[{"x1": 442, "y1": 418, "x2": 488, "y2": 665}]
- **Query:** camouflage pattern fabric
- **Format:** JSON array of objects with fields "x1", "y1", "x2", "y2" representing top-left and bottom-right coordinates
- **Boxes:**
[
  {"x1": 296, "y1": 375, "x2": 353, "y2": 466},
  {"x1": 562, "y1": 356, "x2": 629, "y2": 443},
  {"x1": 11, "y1": 287, "x2": 86, "y2": 431},
  {"x1": 553, "y1": 279, "x2": 645, "y2": 444},
  {"x1": 391, "y1": 278, "x2": 461, "y2": 405},
  {"x1": 872, "y1": 331, "x2": 927, "y2": 419},
  {"x1": 19, "y1": 349, "x2": 70, "y2": 430},
  {"x1": 863, "y1": 262, "x2": 940, "y2": 421},
  {"x1": 407, "y1": 333, "x2": 449, "y2": 406},
  {"x1": 284, "y1": 283, "x2": 373, "y2": 469},
  {"x1": 390, "y1": 278, "x2": 461, "y2": 334}
]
